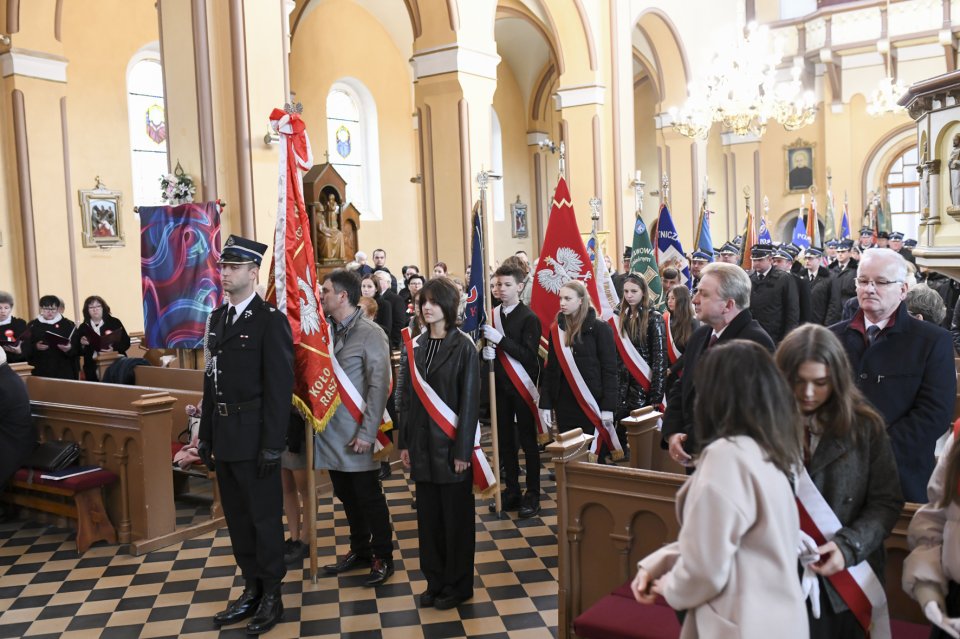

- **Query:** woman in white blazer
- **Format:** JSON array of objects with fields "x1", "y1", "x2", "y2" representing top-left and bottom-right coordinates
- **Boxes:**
[{"x1": 632, "y1": 340, "x2": 808, "y2": 639}]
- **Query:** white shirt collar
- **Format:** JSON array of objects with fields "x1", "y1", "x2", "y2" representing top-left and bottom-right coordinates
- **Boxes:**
[
  {"x1": 0, "y1": 316, "x2": 10, "y2": 326},
  {"x1": 229, "y1": 291, "x2": 257, "y2": 318},
  {"x1": 500, "y1": 302, "x2": 519, "y2": 314},
  {"x1": 37, "y1": 313, "x2": 63, "y2": 325},
  {"x1": 865, "y1": 316, "x2": 891, "y2": 332}
]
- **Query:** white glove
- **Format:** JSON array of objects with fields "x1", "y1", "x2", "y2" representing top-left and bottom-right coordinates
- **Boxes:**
[
  {"x1": 800, "y1": 566, "x2": 821, "y2": 619},
  {"x1": 482, "y1": 345, "x2": 496, "y2": 361},
  {"x1": 539, "y1": 408, "x2": 554, "y2": 429},
  {"x1": 798, "y1": 531, "x2": 820, "y2": 566},
  {"x1": 925, "y1": 601, "x2": 960, "y2": 639},
  {"x1": 482, "y1": 324, "x2": 503, "y2": 344},
  {"x1": 601, "y1": 410, "x2": 614, "y2": 429}
]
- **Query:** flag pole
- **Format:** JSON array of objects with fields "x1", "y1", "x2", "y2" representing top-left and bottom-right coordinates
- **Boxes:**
[
  {"x1": 477, "y1": 168, "x2": 505, "y2": 518},
  {"x1": 306, "y1": 421, "x2": 317, "y2": 583}
]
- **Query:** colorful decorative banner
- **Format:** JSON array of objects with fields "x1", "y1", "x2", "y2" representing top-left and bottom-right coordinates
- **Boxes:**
[
  {"x1": 655, "y1": 203, "x2": 691, "y2": 289},
  {"x1": 139, "y1": 202, "x2": 222, "y2": 349},
  {"x1": 461, "y1": 205, "x2": 486, "y2": 339}
]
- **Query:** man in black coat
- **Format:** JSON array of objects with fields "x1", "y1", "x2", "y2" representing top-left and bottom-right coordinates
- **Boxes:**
[
  {"x1": 748, "y1": 244, "x2": 799, "y2": 343},
  {"x1": 663, "y1": 262, "x2": 775, "y2": 466},
  {"x1": 689, "y1": 250, "x2": 711, "y2": 291},
  {"x1": 198, "y1": 235, "x2": 294, "y2": 634},
  {"x1": 375, "y1": 270, "x2": 406, "y2": 349},
  {"x1": 800, "y1": 246, "x2": 833, "y2": 324},
  {"x1": 889, "y1": 231, "x2": 916, "y2": 265},
  {"x1": 0, "y1": 347, "x2": 33, "y2": 518},
  {"x1": 772, "y1": 244, "x2": 811, "y2": 324},
  {"x1": 830, "y1": 248, "x2": 956, "y2": 503},
  {"x1": 482, "y1": 264, "x2": 542, "y2": 518},
  {"x1": 825, "y1": 239, "x2": 858, "y2": 325},
  {"x1": 371, "y1": 248, "x2": 398, "y2": 293}
]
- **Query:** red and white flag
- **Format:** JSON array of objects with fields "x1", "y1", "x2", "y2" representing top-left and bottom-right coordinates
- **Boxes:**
[
  {"x1": 266, "y1": 107, "x2": 340, "y2": 431},
  {"x1": 530, "y1": 177, "x2": 601, "y2": 355}
]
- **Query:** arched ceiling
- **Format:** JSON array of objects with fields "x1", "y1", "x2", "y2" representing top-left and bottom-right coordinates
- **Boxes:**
[
  {"x1": 495, "y1": 17, "x2": 550, "y2": 105},
  {"x1": 294, "y1": 0, "x2": 414, "y2": 58}
]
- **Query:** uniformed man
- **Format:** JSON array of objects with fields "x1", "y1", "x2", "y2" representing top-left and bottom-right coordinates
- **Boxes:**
[
  {"x1": 825, "y1": 238, "x2": 859, "y2": 325},
  {"x1": 876, "y1": 230, "x2": 890, "y2": 248},
  {"x1": 858, "y1": 227, "x2": 875, "y2": 252},
  {"x1": 801, "y1": 246, "x2": 833, "y2": 324},
  {"x1": 771, "y1": 244, "x2": 811, "y2": 324},
  {"x1": 716, "y1": 242, "x2": 741, "y2": 264},
  {"x1": 749, "y1": 244, "x2": 799, "y2": 343},
  {"x1": 824, "y1": 239, "x2": 839, "y2": 263},
  {"x1": 689, "y1": 251, "x2": 711, "y2": 290},
  {"x1": 198, "y1": 235, "x2": 294, "y2": 635},
  {"x1": 612, "y1": 246, "x2": 631, "y2": 298},
  {"x1": 889, "y1": 231, "x2": 916, "y2": 265}
]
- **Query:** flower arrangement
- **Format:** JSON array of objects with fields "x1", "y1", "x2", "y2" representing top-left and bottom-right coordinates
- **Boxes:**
[{"x1": 159, "y1": 162, "x2": 196, "y2": 205}]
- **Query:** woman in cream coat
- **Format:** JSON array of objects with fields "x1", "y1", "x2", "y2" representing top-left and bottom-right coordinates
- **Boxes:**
[{"x1": 632, "y1": 341, "x2": 808, "y2": 638}]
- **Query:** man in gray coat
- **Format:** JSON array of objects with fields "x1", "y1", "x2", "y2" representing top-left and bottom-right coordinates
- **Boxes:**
[{"x1": 316, "y1": 269, "x2": 395, "y2": 586}]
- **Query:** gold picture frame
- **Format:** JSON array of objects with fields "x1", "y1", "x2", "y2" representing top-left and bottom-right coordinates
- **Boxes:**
[
  {"x1": 79, "y1": 184, "x2": 124, "y2": 248},
  {"x1": 785, "y1": 138, "x2": 815, "y2": 194}
]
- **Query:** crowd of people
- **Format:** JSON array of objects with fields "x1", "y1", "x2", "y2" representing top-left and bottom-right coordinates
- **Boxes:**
[{"x1": 5, "y1": 230, "x2": 960, "y2": 637}]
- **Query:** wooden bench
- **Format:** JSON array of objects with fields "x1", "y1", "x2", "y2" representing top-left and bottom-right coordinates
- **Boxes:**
[
  {"x1": 2, "y1": 468, "x2": 118, "y2": 553},
  {"x1": 548, "y1": 429, "x2": 930, "y2": 639}
]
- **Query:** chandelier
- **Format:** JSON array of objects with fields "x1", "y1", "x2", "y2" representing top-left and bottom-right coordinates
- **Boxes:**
[
  {"x1": 669, "y1": 21, "x2": 817, "y2": 139},
  {"x1": 866, "y1": 32, "x2": 907, "y2": 117}
]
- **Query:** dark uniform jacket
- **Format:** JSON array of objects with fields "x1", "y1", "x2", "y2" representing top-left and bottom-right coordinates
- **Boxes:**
[
  {"x1": 805, "y1": 420, "x2": 903, "y2": 615},
  {"x1": 0, "y1": 317, "x2": 29, "y2": 363},
  {"x1": 0, "y1": 362, "x2": 34, "y2": 486},
  {"x1": 802, "y1": 266, "x2": 833, "y2": 325},
  {"x1": 615, "y1": 307, "x2": 666, "y2": 421},
  {"x1": 538, "y1": 308, "x2": 618, "y2": 429},
  {"x1": 371, "y1": 292, "x2": 393, "y2": 339},
  {"x1": 662, "y1": 309, "x2": 774, "y2": 453},
  {"x1": 491, "y1": 302, "x2": 541, "y2": 394},
  {"x1": 73, "y1": 316, "x2": 130, "y2": 381},
  {"x1": 199, "y1": 295, "x2": 294, "y2": 462},
  {"x1": 380, "y1": 289, "x2": 406, "y2": 350},
  {"x1": 749, "y1": 268, "x2": 799, "y2": 343},
  {"x1": 397, "y1": 328, "x2": 479, "y2": 484},
  {"x1": 825, "y1": 258, "x2": 858, "y2": 325},
  {"x1": 830, "y1": 303, "x2": 956, "y2": 502},
  {"x1": 24, "y1": 317, "x2": 78, "y2": 380}
]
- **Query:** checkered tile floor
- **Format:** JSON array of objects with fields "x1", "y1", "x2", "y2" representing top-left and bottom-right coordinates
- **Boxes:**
[{"x1": 0, "y1": 455, "x2": 559, "y2": 638}]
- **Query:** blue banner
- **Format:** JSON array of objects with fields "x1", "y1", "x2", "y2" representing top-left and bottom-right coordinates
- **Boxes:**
[
  {"x1": 791, "y1": 213, "x2": 811, "y2": 250},
  {"x1": 695, "y1": 206, "x2": 715, "y2": 261},
  {"x1": 758, "y1": 216, "x2": 773, "y2": 245},
  {"x1": 840, "y1": 206, "x2": 851, "y2": 240},
  {"x1": 461, "y1": 208, "x2": 486, "y2": 338},
  {"x1": 656, "y1": 203, "x2": 692, "y2": 289}
]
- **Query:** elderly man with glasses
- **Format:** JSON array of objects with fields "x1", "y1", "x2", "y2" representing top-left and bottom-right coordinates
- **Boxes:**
[{"x1": 830, "y1": 248, "x2": 955, "y2": 502}]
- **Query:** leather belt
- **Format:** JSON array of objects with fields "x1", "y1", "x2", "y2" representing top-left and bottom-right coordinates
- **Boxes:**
[{"x1": 216, "y1": 398, "x2": 261, "y2": 416}]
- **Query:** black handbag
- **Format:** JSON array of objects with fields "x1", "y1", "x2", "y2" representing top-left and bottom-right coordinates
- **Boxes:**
[{"x1": 24, "y1": 441, "x2": 81, "y2": 472}]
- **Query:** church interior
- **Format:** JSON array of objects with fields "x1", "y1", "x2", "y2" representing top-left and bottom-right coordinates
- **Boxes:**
[{"x1": 3, "y1": 0, "x2": 960, "y2": 638}]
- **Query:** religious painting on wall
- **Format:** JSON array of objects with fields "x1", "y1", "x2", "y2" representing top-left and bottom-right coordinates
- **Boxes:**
[
  {"x1": 79, "y1": 182, "x2": 124, "y2": 248},
  {"x1": 786, "y1": 139, "x2": 815, "y2": 193},
  {"x1": 512, "y1": 196, "x2": 528, "y2": 238}
]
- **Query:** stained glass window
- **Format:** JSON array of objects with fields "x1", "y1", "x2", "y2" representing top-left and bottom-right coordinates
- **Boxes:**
[{"x1": 327, "y1": 88, "x2": 364, "y2": 212}]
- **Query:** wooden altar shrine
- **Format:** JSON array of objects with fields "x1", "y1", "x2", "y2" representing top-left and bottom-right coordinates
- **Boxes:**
[{"x1": 302, "y1": 162, "x2": 362, "y2": 279}]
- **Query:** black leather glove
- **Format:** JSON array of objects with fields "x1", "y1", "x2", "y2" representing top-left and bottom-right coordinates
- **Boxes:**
[
  {"x1": 197, "y1": 440, "x2": 215, "y2": 471},
  {"x1": 257, "y1": 448, "x2": 283, "y2": 478}
]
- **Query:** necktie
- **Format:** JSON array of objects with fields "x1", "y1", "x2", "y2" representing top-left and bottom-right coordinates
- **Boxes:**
[
  {"x1": 226, "y1": 306, "x2": 236, "y2": 328},
  {"x1": 866, "y1": 325, "x2": 880, "y2": 346},
  {"x1": 707, "y1": 333, "x2": 719, "y2": 349}
]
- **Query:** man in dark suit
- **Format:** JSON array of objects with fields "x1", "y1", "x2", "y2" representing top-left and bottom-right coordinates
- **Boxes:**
[
  {"x1": 612, "y1": 246, "x2": 631, "y2": 299},
  {"x1": 689, "y1": 250, "x2": 711, "y2": 291},
  {"x1": 771, "y1": 244, "x2": 810, "y2": 324},
  {"x1": 662, "y1": 262, "x2": 774, "y2": 466},
  {"x1": 375, "y1": 270, "x2": 406, "y2": 349},
  {"x1": 749, "y1": 244, "x2": 799, "y2": 343},
  {"x1": 830, "y1": 248, "x2": 956, "y2": 502},
  {"x1": 825, "y1": 239, "x2": 859, "y2": 324},
  {"x1": 199, "y1": 235, "x2": 294, "y2": 635},
  {"x1": 889, "y1": 231, "x2": 915, "y2": 265},
  {"x1": 371, "y1": 248, "x2": 399, "y2": 293},
  {"x1": 800, "y1": 246, "x2": 833, "y2": 324}
]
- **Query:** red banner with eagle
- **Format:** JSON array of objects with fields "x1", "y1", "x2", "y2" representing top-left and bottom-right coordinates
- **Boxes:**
[
  {"x1": 265, "y1": 106, "x2": 340, "y2": 432},
  {"x1": 530, "y1": 176, "x2": 602, "y2": 353}
]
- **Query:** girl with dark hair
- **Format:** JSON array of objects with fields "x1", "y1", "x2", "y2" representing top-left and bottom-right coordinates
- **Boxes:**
[
  {"x1": 613, "y1": 273, "x2": 666, "y2": 425},
  {"x1": 633, "y1": 340, "x2": 808, "y2": 638},
  {"x1": 361, "y1": 273, "x2": 393, "y2": 337},
  {"x1": 538, "y1": 280, "x2": 618, "y2": 455},
  {"x1": 663, "y1": 284, "x2": 699, "y2": 357},
  {"x1": 75, "y1": 295, "x2": 130, "y2": 381},
  {"x1": 776, "y1": 324, "x2": 902, "y2": 638},
  {"x1": 25, "y1": 294, "x2": 79, "y2": 379},
  {"x1": 397, "y1": 277, "x2": 479, "y2": 610}
]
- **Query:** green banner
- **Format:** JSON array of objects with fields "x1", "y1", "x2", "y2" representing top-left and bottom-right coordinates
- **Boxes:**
[{"x1": 629, "y1": 214, "x2": 663, "y2": 309}]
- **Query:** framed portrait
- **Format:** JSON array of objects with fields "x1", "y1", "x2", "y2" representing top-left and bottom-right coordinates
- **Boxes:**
[
  {"x1": 785, "y1": 139, "x2": 815, "y2": 193},
  {"x1": 79, "y1": 187, "x2": 124, "y2": 248},
  {"x1": 511, "y1": 197, "x2": 528, "y2": 238}
]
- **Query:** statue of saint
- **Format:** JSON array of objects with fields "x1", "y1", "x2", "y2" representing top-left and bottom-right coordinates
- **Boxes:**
[
  {"x1": 315, "y1": 192, "x2": 344, "y2": 262},
  {"x1": 949, "y1": 134, "x2": 960, "y2": 208}
]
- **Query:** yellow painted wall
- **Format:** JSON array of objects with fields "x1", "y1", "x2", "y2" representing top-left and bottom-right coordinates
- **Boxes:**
[
  {"x1": 289, "y1": 0, "x2": 420, "y2": 273},
  {"x1": 633, "y1": 78, "x2": 658, "y2": 224},
  {"x1": 58, "y1": 0, "x2": 159, "y2": 329}
]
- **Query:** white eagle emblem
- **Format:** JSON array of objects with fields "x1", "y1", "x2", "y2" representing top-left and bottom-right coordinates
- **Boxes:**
[
  {"x1": 297, "y1": 272, "x2": 321, "y2": 335},
  {"x1": 537, "y1": 246, "x2": 592, "y2": 294}
]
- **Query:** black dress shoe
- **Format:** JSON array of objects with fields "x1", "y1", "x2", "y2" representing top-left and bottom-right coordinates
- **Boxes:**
[
  {"x1": 246, "y1": 590, "x2": 284, "y2": 635},
  {"x1": 379, "y1": 462, "x2": 392, "y2": 480},
  {"x1": 213, "y1": 587, "x2": 262, "y2": 627},
  {"x1": 489, "y1": 494, "x2": 521, "y2": 512},
  {"x1": 323, "y1": 551, "x2": 371, "y2": 575},
  {"x1": 419, "y1": 590, "x2": 437, "y2": 608},
  {"x1": 283, "y1": 540, "x2": 308, "y2": 566},
  {"x1": 363, "y1": 557, "x2": 394, "y2": 587},
  {"x1": 518, "y1": 494, "x2": 541, "y2": 519},
  {"x1": 434, "y1": 592, "x2": 471, "y2": 610}
]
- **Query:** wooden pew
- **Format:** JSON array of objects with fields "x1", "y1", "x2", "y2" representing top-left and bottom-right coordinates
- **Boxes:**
[
  {"x1": 620, "y1": 406, "x2": 686, "y2": 474},
  {"x1": 26, "y1": 377, "x2": 178, "y2": 555},
  {"x1": 10, "y1": 361, "x2": 32, "y2": 380},
  {"x1": 549, "y1": 430, "x2": 927, "y2": 639}
]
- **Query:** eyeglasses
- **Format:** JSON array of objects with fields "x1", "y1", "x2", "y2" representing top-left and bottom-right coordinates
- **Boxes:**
[{"x1": 855, "y1": 278, "x2": 902, "y2": 288}]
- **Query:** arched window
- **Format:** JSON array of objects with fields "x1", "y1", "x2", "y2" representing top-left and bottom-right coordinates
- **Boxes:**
[
  {"x1": 885, "y1": 146, "x2": 920, "y2": 239},
  {"x1": 491, "y1": 108, "x2": 505, "y2": 222},
  {"x1": 326, "y1": 80, "x2": 382, "y2": 219},
  {"x1": 126, "y1": 50, "x2": 168, "y2": 206}
]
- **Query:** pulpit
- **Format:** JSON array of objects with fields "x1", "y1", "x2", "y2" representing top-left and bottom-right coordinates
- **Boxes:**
[{"x1": 302, "y1": 162, "x2": 362, "y2": 279}]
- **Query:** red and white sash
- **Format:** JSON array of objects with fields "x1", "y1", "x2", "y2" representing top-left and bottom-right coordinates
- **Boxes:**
[
  {"x1": 662, "y1": 311, "x2": 681, "y2": 366},
  {"x1": 328, "y1": 324, "x2": 393, "y2": 458},
  {"x1": 550, "y1": 322, "x2": 622, "y2": 459},
  {"x1": 404, "y1": 331, "x2": 497, "y2": 494},
  {"x1": 607, "y1": 315, "x2": 652, "y2": 392},
  {"x1": 493, "y1": 306, "x2": 548, "y2": 441},
  {"x1": 796, "y1": 467, "x2": 890, "y2": 638}
]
